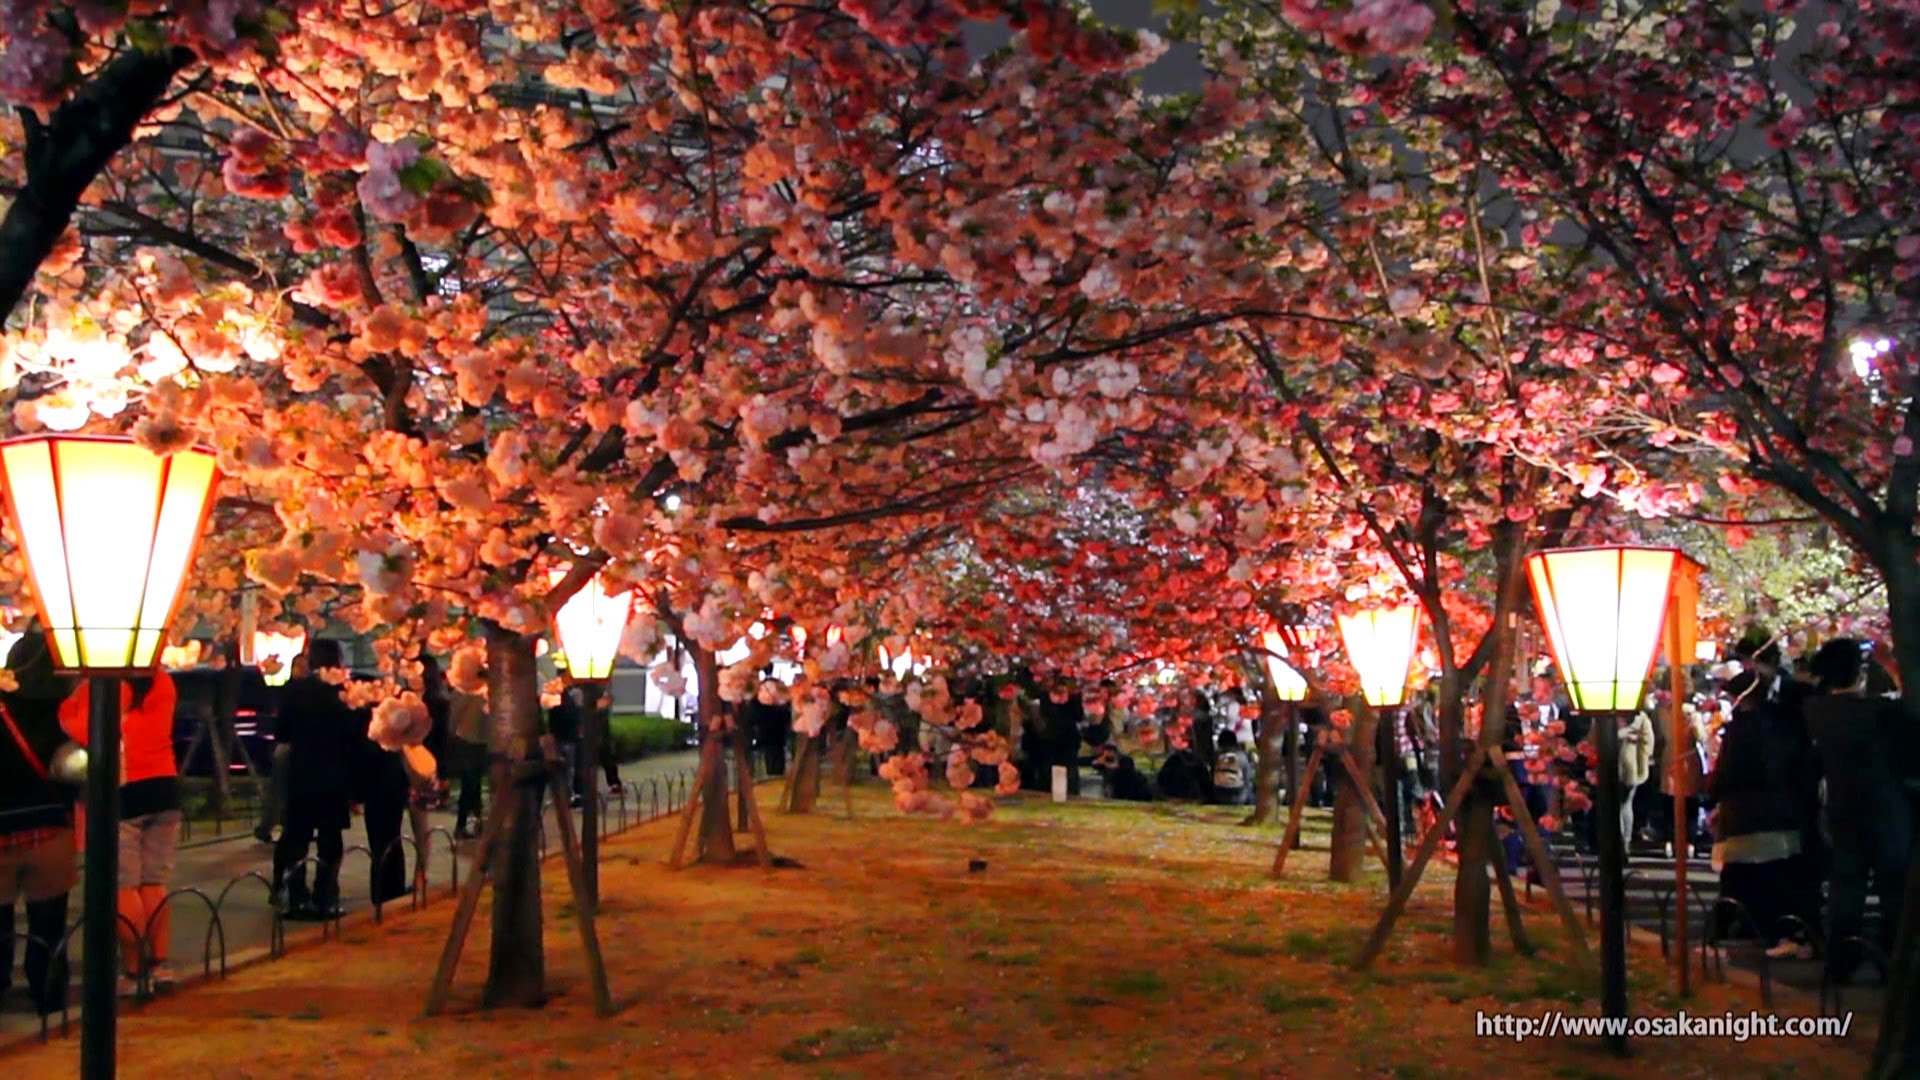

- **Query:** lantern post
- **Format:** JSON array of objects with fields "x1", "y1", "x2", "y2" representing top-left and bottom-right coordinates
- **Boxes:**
[
  {"x1": 0, "y1": 436, "x2": 220, "y2": 1080},
  {"x1": 1525, "y1": 546, "x2": 1701, "y2": 1053},
  {"x1": 1260, "y1": 623, "x2": 1315, "y2": 836},
  {"x1": 550, "y1": 569, "x2": 634, "y2": 910},
  {"x1": 1336, "y1": 605, "x2": 1421, "y2": 890}
]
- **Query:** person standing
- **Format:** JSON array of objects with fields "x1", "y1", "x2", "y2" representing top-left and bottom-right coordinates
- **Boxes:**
[
  {"x1": 548, "y1": 689, "x2": 583, "y2": 807},
  {"x1": 1805, "y1": 639, "x2": 1910, "y2": 981},
  {"x1": 254, "y1": 645, "x2": 305, "y2": 844},
  {"x1": 356, "y1": 686, "x2": 411, "y2": 906},
  {"x1": 61, "y1": 669, "x2": 183, "y2": 990},
  {"x1": 747, "y1": 678, "x2": 793, "y2": 778},
  {"x1": 0, "y1": 629, "x2": 78, "y2": 1017},
  {"x1": 1615, "y1": 706, "x2": 1655, "y2": 850},
  {"x1": 273, "y1": 641, "x2": 356, "y2": 919},
  {"x1": 448, "y1": 687, "x2": 489, "y2": 841},
  {"x1": 1503, "y1": 675, "x2": 1557, "y2": 833},
  {"x1": 1709, "y1": 671, "x2": 1819, "y2": 960},
  {"x1": 1040, "y1": 683, "x2": 1086, "y2": 797}
]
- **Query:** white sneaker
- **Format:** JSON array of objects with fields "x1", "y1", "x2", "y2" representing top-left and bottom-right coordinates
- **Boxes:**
[
  {"x1": 151, "y1": 965, "x2": 179, "y2": 991},
  {"x1": 117, "y1": 975, "x2": 141, "y2": 998},
  {"x1": 1765, "y1": 940, "x2": 1813, "y2": 961}
]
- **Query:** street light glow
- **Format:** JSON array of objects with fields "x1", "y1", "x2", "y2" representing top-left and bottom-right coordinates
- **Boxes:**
[{"x1": 0, "y1": 436, "x2": 221, "y2": 672}]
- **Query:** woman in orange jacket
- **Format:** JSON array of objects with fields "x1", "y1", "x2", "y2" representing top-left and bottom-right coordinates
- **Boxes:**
[{"x1": 61, "y1": 669, "x2": 181, "y2": 991}]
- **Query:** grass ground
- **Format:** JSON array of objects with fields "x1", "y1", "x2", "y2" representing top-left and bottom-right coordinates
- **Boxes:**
[{"x1": 5, "y1": 788, "x2": 1867, "y2": 1079}]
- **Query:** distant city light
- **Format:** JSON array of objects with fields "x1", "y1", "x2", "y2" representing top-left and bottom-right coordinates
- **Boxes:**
[{"x1": 1850, "y1": 336, "x2": 1893, "y2": 379}]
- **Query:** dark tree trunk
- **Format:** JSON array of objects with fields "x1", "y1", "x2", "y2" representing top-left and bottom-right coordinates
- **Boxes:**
[
  {"x1": 734, "y1": 722, "x2": 752, "y2": 830},
  {"x1": 1873, "y1": 538, "x2": 1920, "y2": 1077},
  {"x1": 1245, "y1": 676, "x2": 1285, "y2": 826},
  {"x1": 1454, "y1": 525, "x2": 1530, "y2": 965},
  {"x1": 482, "y1": 623, "x2": 546, "y2": 1007},
  {"x1": 691, "y1": 646, "x2": 736, "y2": 865},
  {"x1": 788, "y1": 735, "x2": 822, "y2": 814},
  {"x1": 0, "y1": 47, "x2": 194, "y2": 322},
  {"x1": 1330, "y1": 707, "x2": 1375, "y2": 883}
]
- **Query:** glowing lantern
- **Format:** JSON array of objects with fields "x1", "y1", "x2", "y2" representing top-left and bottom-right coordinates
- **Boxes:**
[
  {"x1": 825, "y1": 625, "x2": 843, "y2": 648},
  {"x1": 877, "y1": 644, "x2": 913, "y2": 678},
  {"x1": 790, "y1": 625, "x2": 808, "y2": 656},
  {"x1": 1525, "y1": 546, "x2": 1703, "y2": 713},
  {"x1": 1336, "y1": 605, "x2": 1421, "y2": 708},
  {"x1": 251, "y1": 628, "x2": 306, "y2": 687},
  {"x1": 1258, "y1": 629, "x2": 1309, "y2": 703},
  {"x1": 159, "y1": 641, "x2": 203, "y2": 670},
  {"x1": 0, "y1": 435, "x2": 220, "y2": 673},
  {"x1": 550, "y1": 569, "x2": 634, "y2": 682},
  {"x1": 1694, "y1": 641, "x2": 1720, "y2": 663}
]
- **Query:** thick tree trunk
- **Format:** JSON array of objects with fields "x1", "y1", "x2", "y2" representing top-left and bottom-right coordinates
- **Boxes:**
[
  {"x1": 1330, "y1": 708, "x2": 1375, "y2": 882},
  {"x1": 1454, "y1": 526, "x2": 1530, "y2": 965},
  {"x1": 1245, "y1": 678, "x2": 1285, "y2": 826},
  {"x1": 691, "y1": 646, "x2": 736, "y2": 865},
  {"x1": 0, "y1": 47, "x2": 195, "y2": 322},
  {"x1": 734, "y1": 722, "x2": 752, "y2": 830},
  {"x1": 1873, "y1": 539, "x2": 1920, "y2": 1077},
  {"x1": 788, "y1": 736, "x2": 822, "y2": 814},
  {"x1": 482, "y1": 624, "x2": 545, "y2": 1008}
]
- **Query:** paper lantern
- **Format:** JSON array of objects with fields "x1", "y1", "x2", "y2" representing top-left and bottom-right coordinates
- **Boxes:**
[
  {"x1": 0, "y1": 436, "x2": 219, "y2": 673},
  {"x1": 550, "y1": 568, "x2": 634, "y2": 682},
  {"x1": 1526, "y1": 546, "x2": 1702, "y2": 712},
  {"x1": 1258, "y1": 629, "x2": 1309, "y2": 703},
  {"x1": 1336, "y1": 605, "x2": 1420, "y2": 708},
  {"x1": 252, "y1": 628, "x2": 306, "y2": 687}
]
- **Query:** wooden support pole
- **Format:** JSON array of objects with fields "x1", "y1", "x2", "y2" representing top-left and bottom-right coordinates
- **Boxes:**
[
  {"x1": 544, "y1": 764, "x2": 614, "y2": 1016},
  {"x1": 668, "y1": 738, "x2": 719, "y2": 869},
  {"x1": 733, "y1": 730, "x2": 775, "y2": 870},
  {"x1": 426, "y1": 788, "x2": 517, "y2": 1016},
  {"x1": 1355, "y1": 746, "x2": 1487, "y2": 970},
  {"x1": 1272, "y1": 743, "x2": 1328, "y2": 877},
  {"x1": 1491, "y1": 831, "x2": 1535, "y2": 956},
  {"x1": 1497, "y1": 763, "x2": 1597, "y2": 974}
]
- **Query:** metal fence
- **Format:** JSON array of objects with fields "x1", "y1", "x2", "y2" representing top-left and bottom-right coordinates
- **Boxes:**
[{"x1": 4, "y1": 764, "x2": 715, "y2": 1045}]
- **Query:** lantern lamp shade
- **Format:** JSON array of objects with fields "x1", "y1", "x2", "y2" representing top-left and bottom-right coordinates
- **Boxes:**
[
  {"x1": 1259, "y1": 629, "x2": 1309, "y2": 703},
  {"x1": 825, "y1": 625, "x2": 844, "y2": 648},
  {"x1": 550, "y1": 569, "x2": 634, "y2": 682},
  {"x1": 1336, "y1": 605, "x2": 1420, "y2": 708},
  {"x1": 160, "y1": 640, "x2": 204, "y2": 670},
  {"x1": 877, "y1": 645, "x2": 913, "y2": 678},
  {"x1": 252, "y1": 628, "x2": 306, "y2": 686},
  {"x1": 1694, "y1": 641, "x2": 1720, "y2": 663},
  {"x1": 1526, "y1": 546, "x2": 1700, "y2": 713},
  {"x1": 0, "y1": 435, "x2": 220, "y2": 673},
  {"x1": 790, "y1": 625, "x2": 807, "y2": 654}
]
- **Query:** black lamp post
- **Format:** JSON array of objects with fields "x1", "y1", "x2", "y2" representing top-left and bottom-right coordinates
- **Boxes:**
[
  {"x1": 0, "y1": 436, "x2": 221, "y2": 1080},
  {"x1": 1526, "y1": 545, "x2": 1701, "y2": 1055}
]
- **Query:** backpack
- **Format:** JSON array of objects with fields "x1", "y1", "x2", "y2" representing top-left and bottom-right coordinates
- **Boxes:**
[{"x1": 1212, "y1": 751, "x2": 1247, "y2": 790}]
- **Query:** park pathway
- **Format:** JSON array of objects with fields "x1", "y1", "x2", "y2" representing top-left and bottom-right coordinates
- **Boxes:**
[{"x1": 0, "y1": 750, "x2": 702, "y2": 1045}]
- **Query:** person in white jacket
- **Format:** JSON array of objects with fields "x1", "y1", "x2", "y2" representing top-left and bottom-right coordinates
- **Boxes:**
[{"x1": 1617, "y1": 707, "x2": 1656, "y2": 847}]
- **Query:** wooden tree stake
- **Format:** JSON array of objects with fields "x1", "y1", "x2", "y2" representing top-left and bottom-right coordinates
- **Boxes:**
[{"x1": 1272, "y1": 743, "x2": 1328, "y2": 877}]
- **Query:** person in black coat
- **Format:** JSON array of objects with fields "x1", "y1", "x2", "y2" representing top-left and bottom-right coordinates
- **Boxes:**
[
  {"x1": 745, "y1": 678, "x2": 793, "y2": 777},
  {"x1": 1093, "y1": 744, "x2": 1153, "y2": 802},
  {"x1": 272, "y1": 640, "x2": 358, "y2": 918},
  {"x1": 1805, "y1": 640, "x2": 1911, "y2": 980},
  {"x1": 1709, "y1": 671, "x2": 1820, "y2": 955},
  {"x1": 549, "y1": 689, "x2": 583, "y2": 807},
  {"x1": 0, "y1": 628, "x2": 78, "y2": 1016},
  {"x1": 1039, "y1": 684, "x2": 1085, "y2": 797},
  {"x1": 355, "y1": 684, "x2": 411, "y2": 906}
]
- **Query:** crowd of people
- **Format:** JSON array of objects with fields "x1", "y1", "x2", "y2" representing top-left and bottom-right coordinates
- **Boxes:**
[
  {"x1": 0, "y1": 629, "x2": 466, "y2": 1018},
  {"x1": 1494, "y1": 631, "x2": 1912, "y2": 981}
]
